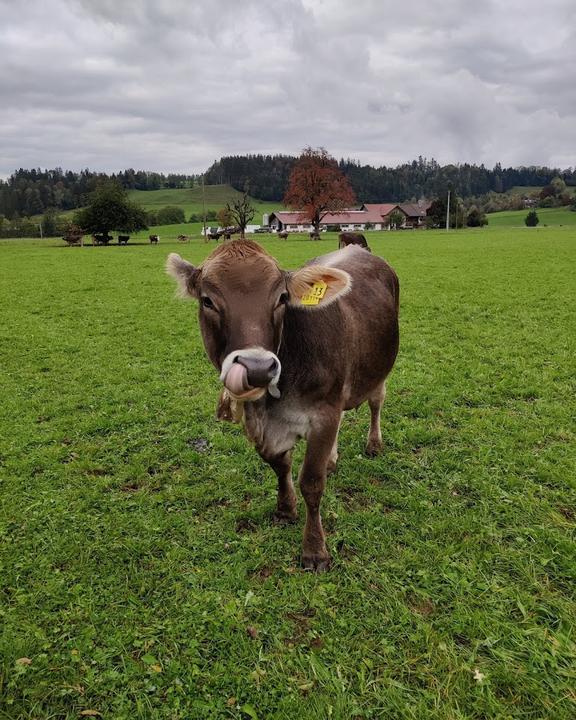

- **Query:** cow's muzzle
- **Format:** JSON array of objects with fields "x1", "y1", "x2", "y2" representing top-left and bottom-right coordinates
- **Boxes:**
[{"x1": 220, "y1": 349, "x2": 281, "y2": 400}]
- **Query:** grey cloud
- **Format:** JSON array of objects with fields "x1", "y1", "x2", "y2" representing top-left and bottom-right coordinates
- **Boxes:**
[{"x1": 0, "y1": 0, "x2": 575, "y2": 177}]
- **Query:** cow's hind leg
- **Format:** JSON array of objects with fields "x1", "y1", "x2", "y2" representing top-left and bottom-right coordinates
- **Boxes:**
[
  {"x1": 300, "y1": 417, "x2": 340, "y2": 571},
  {"x1": 265, "y1": 450, "x2": 298, "y2": 523},
  {"x1": 366, "y1": 381, "x2": 386, "y2": 456},
  {"x1": 327, "y1": 412, "x2": 343, "y2": 475}
]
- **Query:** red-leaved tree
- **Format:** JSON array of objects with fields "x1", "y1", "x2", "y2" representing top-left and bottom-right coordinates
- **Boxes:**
[{"x1": 283, "y1": 147, "x2": 356, "y2": 236}]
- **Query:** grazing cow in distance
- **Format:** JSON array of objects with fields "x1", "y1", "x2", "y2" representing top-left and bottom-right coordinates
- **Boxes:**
[
  {"x1": 166, "y1": 240, "x2": 399, "y2": 570},
  {"x1": 338, "y1": 232, "x2": 371, "y2": 252},
  {"x1": 150, "y1": 234, "x2": 160, "y2": 244},
  {"x1": 177, "y1": 234, "x2": 189, "y2": 243},
  {"x1": 278, "y1": 231, "x2": 289, "y2": 240},
  {"x1": 222, "y1": 226, "x2": 240, "y2": 240},
  {"x1": 118, "y1": 235, "x2": 129, "y2": 245}
]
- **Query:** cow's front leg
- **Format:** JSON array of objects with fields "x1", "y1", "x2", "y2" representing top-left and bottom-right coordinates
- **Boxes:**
[
  {"x1": 300, "y1": 419, "x2": 340, "y2": 571},
  {"x1": 262, "y1": 450, "x2": 298, "y2": 523}
]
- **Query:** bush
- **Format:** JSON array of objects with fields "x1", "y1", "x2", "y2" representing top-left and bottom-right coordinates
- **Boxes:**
[
  {"x1": 538, "y1": 195, "x2": 558, "y2": 208},
  {"x1": 188, "y1": 210, "x2": 218, "y2": 223},
  {"x1": 41, "y1": 208, "x2": 67, "y2": 237},
  {"x1": 389, "y1": 210, "x2": 404, "y2": 229},
  {"x1": 525, "y1": 210, "x2": 539, "y2": 227},
  {"x1": 156, "y1": 206, "x2": 185, "y2": 225},
  {"x1": 0, "y1": 216, "x2": 39, "y2": 238},
  {"x1": 466, "y1": 206, "x2": 488, "y2": 227}
]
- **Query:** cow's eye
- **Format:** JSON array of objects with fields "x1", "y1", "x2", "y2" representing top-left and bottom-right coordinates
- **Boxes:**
[
  {"x1": 201, "y1": 296, "x2": 215, "y2": 310},
  {"x1": 277, "y1": 292, "x2": 289, "y2": 307}
]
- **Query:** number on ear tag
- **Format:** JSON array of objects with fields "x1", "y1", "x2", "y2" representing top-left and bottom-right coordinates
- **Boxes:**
[{"x1": 301, "y1": 281, "x2": 328, "y2": 306}]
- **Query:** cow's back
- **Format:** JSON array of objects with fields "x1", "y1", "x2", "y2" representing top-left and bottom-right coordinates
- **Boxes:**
[{"x1": 280, "y1": 246, "x2": 399, "y2": 409}]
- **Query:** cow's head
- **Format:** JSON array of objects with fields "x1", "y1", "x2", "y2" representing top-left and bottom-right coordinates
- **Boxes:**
[{"x1": 167, "y1": 240, "x2": 351, "y2": 401}]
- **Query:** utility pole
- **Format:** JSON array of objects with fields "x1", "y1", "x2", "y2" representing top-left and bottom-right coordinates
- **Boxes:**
[
  {"x1": 202, "y1": 174, "x2": 207, "y2": 243},
  {"x1": 446, "y1": 190, "x2": 451, "y2": 231},
  {"x1": 38, "y1": 222, "x2": 43, "y2": 240}
]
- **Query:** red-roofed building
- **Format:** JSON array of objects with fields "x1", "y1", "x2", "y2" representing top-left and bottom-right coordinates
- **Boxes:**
[{"x1": 268, "y1": 200, "x2": 431, "y2": 232}]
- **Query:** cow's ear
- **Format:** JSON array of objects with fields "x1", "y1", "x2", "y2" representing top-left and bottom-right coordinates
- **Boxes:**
[
  {"x1": 286, "y1": 265, "x2": 351, "y2": 309},
  {"x1": 166, "y1": 253, "x2": 200, "y2": 298}
]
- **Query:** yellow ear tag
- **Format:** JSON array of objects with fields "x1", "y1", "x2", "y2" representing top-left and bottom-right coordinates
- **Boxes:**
[{"x1": 301, "y1": 280, "x2": 328, "y2": 306}]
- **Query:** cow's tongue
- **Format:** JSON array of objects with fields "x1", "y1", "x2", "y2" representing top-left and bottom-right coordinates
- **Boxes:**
[{"x1": 224, "y1": 362, "x2": 251, "y2": 395}]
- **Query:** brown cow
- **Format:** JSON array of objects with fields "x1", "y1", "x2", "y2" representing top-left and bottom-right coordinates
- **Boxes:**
[
  {"x1": 222, "y1": 226, "x2": 240, "y2": 240},
  {"x1": 166, "y1": 240, "x2": 399, "y2": 570},
  {"x1": 338, "y1": 231, "x2": 371, "y2": 252}
]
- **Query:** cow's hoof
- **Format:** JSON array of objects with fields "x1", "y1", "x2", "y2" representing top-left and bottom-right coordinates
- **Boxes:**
[
  {"x1": 273, "y1": 509, "x2": 298, "y2": 525},
  {"x1": 302, "y1": 552, "x2": 331, "y2": 572},
  {"x1": 365, "y1": 440, "x2": 382, "y2": 457}
]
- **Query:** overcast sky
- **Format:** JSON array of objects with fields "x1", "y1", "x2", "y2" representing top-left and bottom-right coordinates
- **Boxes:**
[{"x1": 1, "y1": 0, "x2": 575, "y2": 177}]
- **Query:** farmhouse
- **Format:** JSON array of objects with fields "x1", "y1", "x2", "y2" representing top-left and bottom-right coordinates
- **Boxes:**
[
  {"x1": 397, "y1": 202, "x2": 431, "y2": 228},
  {"x1": 268, "y1": 200, "x2": 431, "y2": 232}
]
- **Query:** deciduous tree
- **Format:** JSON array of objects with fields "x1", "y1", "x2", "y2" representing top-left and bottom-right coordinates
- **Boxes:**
[
  {"x1": 283, "y1": 147, "x2": 356, "y2": 235},
  {"x1": 217, "y1": 207, "x2": 233, "y2": 228},
  {"x1": 74, "y1": 181, "x2": 147, "y2": 241},
  {"x1": 389, "y1": 209, "x2": 405, "y2": 230},
  {"x1": 426, "y1": 193, "x2": 465, "y2": 228},
  {"x1": 225, "y1": 191, "x2": 255, "y2": 238}
]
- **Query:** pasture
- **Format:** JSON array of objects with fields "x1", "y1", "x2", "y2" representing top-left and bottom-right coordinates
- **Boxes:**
[
  {"x1": 1, "y1": 228, "x2": 575, "y2": 719},
  {"x1": 486, "y1": 206, "x2": 576, "y2": 228},
  {"x1": 127, "y1": 185, "x2": 278, "y2": 225}
]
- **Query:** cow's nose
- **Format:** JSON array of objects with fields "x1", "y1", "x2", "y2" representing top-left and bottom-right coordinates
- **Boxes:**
[{"x1": 235, "y1": 355, "x2": 278, "y2": 388}]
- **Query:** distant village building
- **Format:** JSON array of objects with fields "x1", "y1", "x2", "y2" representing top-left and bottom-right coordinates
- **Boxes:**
[{"x1": 268, "y1": 200, "x2": 431, "y2": 232}]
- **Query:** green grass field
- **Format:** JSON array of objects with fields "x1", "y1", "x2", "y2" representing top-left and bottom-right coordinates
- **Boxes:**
[
  {"x1": 486, "y1": 206, "x2": 576, "y2": 227},
  {"x1": 1, "y1": 228, "x2": 575, "y2": 719}
]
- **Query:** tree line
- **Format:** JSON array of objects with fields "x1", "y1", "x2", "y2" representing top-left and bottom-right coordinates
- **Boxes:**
[
  {"x1": 205, "y1": 155, "x2": 576, "y2": 204},
  {"x1": 0, "y1": 167, "x2": 198, "y2": 220},
  {"x1": 2, "y1": 155, "x2": 575, "y2": 229}
]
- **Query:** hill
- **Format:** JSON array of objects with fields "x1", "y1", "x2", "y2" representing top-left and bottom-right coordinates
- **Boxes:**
[
  {"x1": 487, "y1": 206, "x2": 576, "y2": 227},
  {"x1": 128, "y1": 184, "x2": 279, "y2": 223}
]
